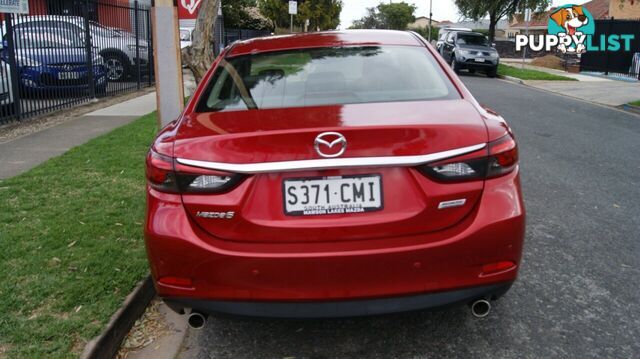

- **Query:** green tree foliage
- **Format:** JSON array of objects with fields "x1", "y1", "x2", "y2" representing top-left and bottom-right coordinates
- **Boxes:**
[
  {"x1": 455, "y1": 0, "x2": 551, "y2": 42},
  {"x1": 258, "y1": 0, "x2": 342, "y2": 32},
  {"x1": 258, "y1": 0, "x2": 290, "y2": 29},
  {"x1": 412, "y1": 26, "x2": 439, "y2": 41},
  {"x1": 349, "y1": 2, "x2": 417, "y2": 30},
  {"x1": 223, "y1": 0, "x2": 271, "y2": 30},
  {"x1": 377, "y1": 2, "x2": 417, "y2": 30},
  {"x1": 350, "y1": 7, "x2": 384, "y2": 29},
  {"x1": 299, "y1": 0, "x2": 343, "y2": 31}
]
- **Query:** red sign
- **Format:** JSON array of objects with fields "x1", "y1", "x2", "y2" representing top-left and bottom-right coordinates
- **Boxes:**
[{"x1": 177, "y1": 0, "x2": 202, "y2": 19}]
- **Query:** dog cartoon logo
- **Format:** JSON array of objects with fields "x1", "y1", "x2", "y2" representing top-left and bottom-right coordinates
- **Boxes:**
[{"x1": 548, "y1": 5, "x2": 595, "y2": 54}]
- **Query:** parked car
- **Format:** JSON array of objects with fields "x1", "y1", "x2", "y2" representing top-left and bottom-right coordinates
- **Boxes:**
[
  {"x1": 145, "y1": 30, "x2": 524, "y2": 322},
  {"x1": 436, "y1": 27, "x2": 472, "y2": 54},
  {"x1": 6, "y1": 16, "x2": 149, "y2": 82},
  {"x1": 2, "y1": 26, "x2": 107, "y2": 96},
  {"x1": 180, "y1": 27, "x2": 194, "y2": 49},
  {"x1": 0, "y1": 59, "x2": 15, "y2": 116},
  {"x1": 441, "y1": 31, "x2": 500, "y2": 77}
]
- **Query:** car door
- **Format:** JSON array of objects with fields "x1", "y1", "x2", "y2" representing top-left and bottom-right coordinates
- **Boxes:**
[{"x1": 442, "y1": 32, "x2": 456, "y2": 61}]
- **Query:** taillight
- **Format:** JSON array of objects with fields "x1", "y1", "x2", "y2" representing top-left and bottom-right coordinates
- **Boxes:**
[
  {"x1": 146, "y1": 149, "x2": 245, "y2": 193},
  {"x1": 419, "y1": 134, "x2": 518, "y2": 182},
  {"x1": 146, "y1": 150, "x2": 179, "y2": 192},
  {"x1": 486, "y1": 134, "x2": 518, "y2": 178}
]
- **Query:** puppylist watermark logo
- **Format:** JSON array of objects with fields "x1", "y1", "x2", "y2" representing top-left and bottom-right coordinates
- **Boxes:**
[{"x1": 515, "y1": 4, "x2": 635, "y2": 54}]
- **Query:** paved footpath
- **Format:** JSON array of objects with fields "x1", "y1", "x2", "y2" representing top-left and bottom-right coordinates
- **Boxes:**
[
  {"x1": 501, "y1": 60, "x2": 640, "y2": 106},
  {"x1": 0, "y1": 92, "x2": 156, "y2": 179}
]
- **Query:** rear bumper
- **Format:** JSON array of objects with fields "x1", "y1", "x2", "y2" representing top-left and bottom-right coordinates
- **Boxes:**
[
  {"x1": 457, "y1": 59, "x2": 498, "y2": 70},
  {"x1": 144, "y1": 169, "x2": 525, "y2": 316},
  {"x1": 164, "y1": 282, "x2": 513, "y2": 318}
]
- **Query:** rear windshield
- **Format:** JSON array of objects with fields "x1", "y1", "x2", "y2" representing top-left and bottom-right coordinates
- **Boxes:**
[
  {"x1": 196, "y1": 46, "x2": 459, "y2": 113},
  {"x1": 457, "y1": 34, "x2": 488, "y2": 46}
]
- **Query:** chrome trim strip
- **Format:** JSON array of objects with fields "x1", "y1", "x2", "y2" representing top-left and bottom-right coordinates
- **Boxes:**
[{"x1": 176, "y1": 143, "x2": 486, "y2": 174}]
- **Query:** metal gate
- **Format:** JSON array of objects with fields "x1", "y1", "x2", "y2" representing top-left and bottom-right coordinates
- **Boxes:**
[
  {"x1": 0, "y1": 0, "x2": 155, "y2": 125},
  {"x1": 580, "y1": 19, "x2": 640, "y2": 80}
]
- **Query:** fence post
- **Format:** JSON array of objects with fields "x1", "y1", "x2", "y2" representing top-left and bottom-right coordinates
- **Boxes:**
[
  {"x1": 604, "y1": 19, "x2": 613, "y2": 76},
  {"x1": 134, "y1": 0, "x2": 141, "y2": 90},
  {"x1": 146, "y1": 9, "x2": 153, "y2": 87},
  {"x1": 4, "y1": 14, "x2": 22, "y2": 120},
  {"x1": 83, "y1": 0, "x2": 97, "y2": 99}
]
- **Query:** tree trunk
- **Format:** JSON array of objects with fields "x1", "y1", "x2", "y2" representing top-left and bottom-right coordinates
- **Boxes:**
[
  {"x1": 488, "y1": 12, "x2": 497, "y2": 43},
  {"x1": 181, "y1": 0, "x2": 220, "y2": 83}
]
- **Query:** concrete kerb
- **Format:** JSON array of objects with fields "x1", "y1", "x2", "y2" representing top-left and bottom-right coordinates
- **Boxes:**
[
  {"x1": 498, "y1": 75, "x2": 525, "y2": 85},
  {"x1": 81, "y1": 276, "x2": 156, "y2": 359}
]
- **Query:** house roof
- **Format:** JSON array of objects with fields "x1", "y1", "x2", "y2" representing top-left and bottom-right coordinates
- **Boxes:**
[
  {"x1": 408, "y1": 16, "x2": 440, "y2": 28},
  {"x1": 583, "y1": 0, "x2": 610, "y2": 19},
  {"x1": 509, "y1": 11, "x2": 550, "y2": 29},
  {"x1": 509, "y1": 0, "x2": 610, "y2": 29}
]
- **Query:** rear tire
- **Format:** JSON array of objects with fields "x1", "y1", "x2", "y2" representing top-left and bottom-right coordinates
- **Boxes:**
[
  {"x1": 450, "y1": 57, "x2": 460, "y2": 74},
  {"x1": 487, "y1": 66, "x2": 498, "y2": 78},
  {"x1": 102, "y1": 53, "x2": 130, "y2": 82}
]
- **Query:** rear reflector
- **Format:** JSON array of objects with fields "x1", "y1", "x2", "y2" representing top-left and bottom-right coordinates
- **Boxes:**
[
  {"x1": 158, "y1": 276, "x2": 193, "y2": 288},
  {"x1": 481, "y1": 261, "x2": 516, "y2": 275}
]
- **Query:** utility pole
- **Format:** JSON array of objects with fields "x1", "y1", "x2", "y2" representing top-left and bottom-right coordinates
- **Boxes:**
[
  {"x1": 151, "y1": 0, "x2": 185, "y2": 127},
  {"x1": 428, "y1": 0, "x2": 433, "y2": 42},
  {"x1": 522, "y1": 8, "x2": 531, "y2": 69}
]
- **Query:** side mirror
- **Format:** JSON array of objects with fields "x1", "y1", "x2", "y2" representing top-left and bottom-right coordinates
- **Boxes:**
[
  {"x1": 492, "y1": 42, "x2": 496, "y2": 48},
  {"x1": 446, "y1": 38, "x2": 454, "y2": 44}
]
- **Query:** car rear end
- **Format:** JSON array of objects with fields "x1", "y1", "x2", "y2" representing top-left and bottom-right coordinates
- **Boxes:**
[{"x1": 144, "y1": 31, "x2": 525, "y2": 318}]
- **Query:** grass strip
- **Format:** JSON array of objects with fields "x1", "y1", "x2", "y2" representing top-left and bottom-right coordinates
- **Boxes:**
[
  {"x1": 499, "y1": 64, "x2": 578, "y2": 81},
  {"x1": 0, "y1": 113, "x2": 157, "y2": 358}
]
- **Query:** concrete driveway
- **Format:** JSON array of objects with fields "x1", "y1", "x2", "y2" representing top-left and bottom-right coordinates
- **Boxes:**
[{"x1": 175, "y1": 75, "x2": 640, "y2": 358}]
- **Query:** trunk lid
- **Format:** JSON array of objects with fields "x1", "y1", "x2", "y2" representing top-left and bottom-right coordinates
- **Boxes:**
[{"x1": 176, "y1": 100, "x2": 488, "y2": 243}]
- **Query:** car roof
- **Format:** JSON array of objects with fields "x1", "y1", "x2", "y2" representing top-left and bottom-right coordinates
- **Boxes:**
[
  {"x1": 441, "y1": 27, "x2": 473, "y2": 32},
  {"x1": 9, "y1": 15, "x2": 84, "y2": 26},
  {"x1": 226, "y1": 30, "x2": 423, "y2": 57}
]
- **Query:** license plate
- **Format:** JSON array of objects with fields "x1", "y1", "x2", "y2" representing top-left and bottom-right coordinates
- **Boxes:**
[
  {"x1": 474, "y1": 58, "x2": 486, "y2": 63},
  {"x1": 283, "y1": 175, "x2": 383, "y2": 216},
  {"x1": 58, "y1": 72, "x2": 80, "y2": 80}
]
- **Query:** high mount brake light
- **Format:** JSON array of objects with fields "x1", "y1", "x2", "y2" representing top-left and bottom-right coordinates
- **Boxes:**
[
  {"x1": 419, "y1": 134, "x2": 518, "y2": 182},
  {"x1": 145, "y1": 149, "x2": 245, "y2": 193}
]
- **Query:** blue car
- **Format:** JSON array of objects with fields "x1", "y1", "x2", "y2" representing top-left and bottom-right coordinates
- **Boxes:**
[{"x1": 2, "y1": 24, "x2": 107, "y2": 96}]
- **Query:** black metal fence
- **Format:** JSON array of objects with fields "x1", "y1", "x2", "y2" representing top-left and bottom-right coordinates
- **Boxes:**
[
  {"x1": 223, "y1": 28, "x2": 272, "y2": 47},
  {"x1": 0, "y1": 0, "x2": 154, "y2": 125},
  {"x1": 580, "y1": 19, "x2": 640, "y2": 80}
]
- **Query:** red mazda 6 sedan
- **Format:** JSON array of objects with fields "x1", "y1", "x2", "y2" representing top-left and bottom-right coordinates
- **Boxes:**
[{"x1": 145, "y1": 30, "x2": 524, "y2": 323}]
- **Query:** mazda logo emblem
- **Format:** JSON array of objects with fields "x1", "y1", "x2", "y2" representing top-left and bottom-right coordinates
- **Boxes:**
[{"x1": 314, "y1": 132, "x2": 347, "y2": 158}]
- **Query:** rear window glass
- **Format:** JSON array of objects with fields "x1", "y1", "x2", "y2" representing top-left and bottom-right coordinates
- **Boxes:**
[
  {"x1": 196, "y1": 46, "x2": 459, "y2": 113},
  {"x1": 457, "y1": 34, "x2": 488, "y2": 46}
]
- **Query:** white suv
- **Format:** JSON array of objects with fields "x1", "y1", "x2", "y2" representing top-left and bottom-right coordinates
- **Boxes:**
[{"x1": 8, "y1": 15, "x2": 149, "y2": 82}]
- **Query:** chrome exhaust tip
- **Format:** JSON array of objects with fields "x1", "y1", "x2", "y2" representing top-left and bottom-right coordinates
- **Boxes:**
[
  {"x1": 187, "y1": 311, "x2": 207, "y2": 329},
  {"x1": 470, "y1": 299, "x2": 491, "y2": 318}
]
